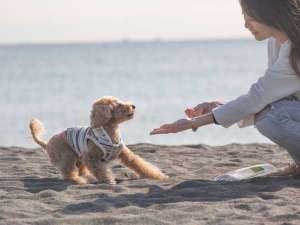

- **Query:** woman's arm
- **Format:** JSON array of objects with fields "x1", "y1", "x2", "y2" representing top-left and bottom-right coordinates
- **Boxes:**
[
  {"x1": 191, "y1": 113, "x2": 215, "y2": 129},
  {"x1": 213, "y1": 41, "x2": 300, "y2": 128},
  {"x1": 150, "y1": 113, "x2": 214, "y2": 135}
]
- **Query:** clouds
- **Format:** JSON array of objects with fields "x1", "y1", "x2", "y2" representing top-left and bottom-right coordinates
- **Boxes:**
[{"x1": 0, "y1": 0, "x2": 250, "y2": 44}]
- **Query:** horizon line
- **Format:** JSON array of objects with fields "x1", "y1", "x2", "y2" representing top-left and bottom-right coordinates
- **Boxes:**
[{"x1": 0, "y1": 37, "x2": 253, "y2": 47}]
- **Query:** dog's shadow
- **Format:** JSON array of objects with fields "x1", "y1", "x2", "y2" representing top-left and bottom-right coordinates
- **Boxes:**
[
  {"x1": 22, "y1": 177, "x2": 71, "y2": 193},
  {"x1": 21, "y1": 176, "x2": 133, "y2": 193},
  {"x1": 61, "y1": 176, "x2": 300, "y2": 214}
]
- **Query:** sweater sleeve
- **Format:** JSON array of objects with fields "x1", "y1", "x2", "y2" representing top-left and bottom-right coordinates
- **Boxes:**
[
  {"x1": 212, "y1": 40, "x2": 300, "y2": 128},
  {"x1": 237, "y1": 39, "x2": 279, "y2": 128}
]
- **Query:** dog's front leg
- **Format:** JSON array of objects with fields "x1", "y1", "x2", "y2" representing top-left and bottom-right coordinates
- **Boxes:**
[
  {"x1": 83, "y1": 143, "x2": 117, "y2": 184},
  {"x1": 85, "y1": 159, "x2": 117, "y2": 184},
  {"x1": 118, "y1": 146, "x2": 168, "y2": 180},
  {"x1": 97, "y1": 163, "x2": 117, "y2": 185}
]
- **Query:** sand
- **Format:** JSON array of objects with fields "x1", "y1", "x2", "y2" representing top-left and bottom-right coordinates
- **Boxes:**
[{"x1": 1, "y1": 143, "x2": 300, "y2": 225}]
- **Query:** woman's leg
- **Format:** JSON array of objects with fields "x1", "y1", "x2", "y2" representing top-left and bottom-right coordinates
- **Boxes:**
[{"x1": 255, "y1": 99, "x2": 300, "y2": 172}]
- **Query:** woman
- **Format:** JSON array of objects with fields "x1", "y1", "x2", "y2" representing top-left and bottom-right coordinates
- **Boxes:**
[{"x1": 150, "y1": 0, "x2": 300, "y2": 174}]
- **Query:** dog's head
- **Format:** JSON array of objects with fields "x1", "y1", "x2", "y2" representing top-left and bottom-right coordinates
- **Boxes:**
[{"x1": 90, "y1": 96, "x2": 135, "y2": 127}]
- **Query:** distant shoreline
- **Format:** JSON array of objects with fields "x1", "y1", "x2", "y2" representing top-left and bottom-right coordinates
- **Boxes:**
[
  {"x1": 0, "y1": 142, "x2": 273, "y2": 150},
  {"x1": 0, "y1": 37, "x2": 254, "y2": 47}
]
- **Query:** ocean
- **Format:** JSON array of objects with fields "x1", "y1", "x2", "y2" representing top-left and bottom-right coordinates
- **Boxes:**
[{"x1": 0, "y1": 39, "x2": 270, "y2": 148}]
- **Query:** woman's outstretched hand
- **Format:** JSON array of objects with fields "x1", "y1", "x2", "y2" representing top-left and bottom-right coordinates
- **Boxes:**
[
  {"x1": 150, "y1": 101, "x2": 222, "y2": 135},
  {"x1": 150, "y1": 118, "x2": 193, "y2": 135}
]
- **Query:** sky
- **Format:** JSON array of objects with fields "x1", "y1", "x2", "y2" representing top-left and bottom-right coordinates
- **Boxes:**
[{"x1": 1, "y1": 0, "x2": 251, "y2": 44}]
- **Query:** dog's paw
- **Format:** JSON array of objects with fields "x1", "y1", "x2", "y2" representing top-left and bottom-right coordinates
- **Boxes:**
[
  {"x1": 102, "y1": 178, "x2": 117, "y2": 185},
  {"x1": 115, "y1": 178, "x2": 124, "y2": 184},
  {"x1": 72, "y1": 176, "x2": 88, "y2": 185},
  {"x1": 85, "y1": 175, "x2": 97, "y2": 184},
  {"x1": 107, "y1": 180, "x2": 117, "y2": 185},
  {"x1": 124, "y1": 172, "x2": 140, "y2": 180},
  {"x1": 159, "y1": 174, "x2": 169, "y2": 181}
]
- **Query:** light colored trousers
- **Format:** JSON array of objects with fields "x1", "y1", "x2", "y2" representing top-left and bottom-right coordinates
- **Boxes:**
[{"x1": 255, "y1": 96, "x2": 300, "y2": 165}]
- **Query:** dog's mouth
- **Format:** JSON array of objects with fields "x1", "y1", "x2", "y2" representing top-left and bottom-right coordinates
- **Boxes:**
[{"x1": 127, "y1": 112, "x2": 134, "y2": 118}]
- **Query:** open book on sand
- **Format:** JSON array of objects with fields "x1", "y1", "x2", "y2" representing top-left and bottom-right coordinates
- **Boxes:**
[{"x1": 215, "y1": 163, "x2": 279, "y2": 182}]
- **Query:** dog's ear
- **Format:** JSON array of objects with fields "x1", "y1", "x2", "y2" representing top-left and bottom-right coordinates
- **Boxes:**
[{"x1": 90, "y1": 104, "x2": 112, "y2": 127}]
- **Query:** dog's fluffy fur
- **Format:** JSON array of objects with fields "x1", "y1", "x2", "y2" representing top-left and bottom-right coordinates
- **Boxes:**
[{"x1": 29, "y1": 96, "x2": 168, "y2": 184}]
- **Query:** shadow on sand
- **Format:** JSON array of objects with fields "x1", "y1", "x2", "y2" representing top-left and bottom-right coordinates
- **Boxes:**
[
  {"x1": 22, "y1": 177, "x2": 71, "y2": 193},
  {"x1": 61, "y1": 176, "x2": 300, "y2": 214}
]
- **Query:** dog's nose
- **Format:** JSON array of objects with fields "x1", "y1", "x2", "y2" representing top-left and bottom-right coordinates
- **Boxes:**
[{"x1": 132, "y1": 105, "x2": 136, "y2": 109}]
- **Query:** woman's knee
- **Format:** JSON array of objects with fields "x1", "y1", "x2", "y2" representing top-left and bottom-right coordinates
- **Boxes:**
[
  {"x1": 255, "y1": 116, "x2": 277, "y2": 139},
  {"x1": 255, "y1": 107, "x2": 289, "y2": 141}
]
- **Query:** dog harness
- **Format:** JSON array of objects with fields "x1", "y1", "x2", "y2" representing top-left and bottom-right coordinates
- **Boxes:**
[{"x1": 66, "y1": 127, "x2": 124, "y2": 161}]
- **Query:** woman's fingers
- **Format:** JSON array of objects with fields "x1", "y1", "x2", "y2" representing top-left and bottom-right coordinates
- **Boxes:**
[
  {"x1": 150, "y1": 123, "x2": 178, "y2": 135},
  {"x1": 150, "y1": 118, "x2": 192, "y2": 135},
  {"x1": 185, "y1": 108, "x2": 194, "y2": 118},
  {"x1": 194, "y1": 104, "x2": 206, "y2": 114},
  {"x1": 187, "y1": 102, "x2": 221, "y2": 119},
  {"x1": 150, "y1": 129, "x2": 167, "y2": 135},
  {"x1": 150, "y1": 128, "x2": 174, "y2": 135},
  {"x1": 186, "y1": 104, "x2": 207, "y2": 118}
]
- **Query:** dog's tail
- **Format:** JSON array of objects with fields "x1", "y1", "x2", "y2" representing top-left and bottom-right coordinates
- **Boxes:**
[
  {"x1": 29, "y1": 118, "x2": 47, "y2": 150},
  {"x1": 119, "y1": 147, "x2": 169, "y2": 181}
]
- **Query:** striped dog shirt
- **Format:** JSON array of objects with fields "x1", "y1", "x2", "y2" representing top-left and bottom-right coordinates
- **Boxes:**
[{"x1": 66, "y1": 127, "x2": 124, "y2": 161}]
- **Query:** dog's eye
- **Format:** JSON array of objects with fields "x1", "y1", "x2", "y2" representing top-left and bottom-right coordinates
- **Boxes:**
[{"x1": 114, "y1": 104, "x2": 123, "y2": 112}]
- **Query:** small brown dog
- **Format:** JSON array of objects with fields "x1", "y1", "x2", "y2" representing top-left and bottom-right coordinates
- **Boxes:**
[{"x1": 29, "y1": 96, "x2": 168, "y2": 184}]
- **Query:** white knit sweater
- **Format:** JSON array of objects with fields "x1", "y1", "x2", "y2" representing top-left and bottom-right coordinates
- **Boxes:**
[{"x1": 212, "y1": 38, "x2": 300, "y2": 128}]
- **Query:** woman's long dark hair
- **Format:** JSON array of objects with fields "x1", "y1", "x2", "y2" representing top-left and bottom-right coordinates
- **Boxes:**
[{"x1": 240, "y1": 0, "x2": 300, "y2": 76}]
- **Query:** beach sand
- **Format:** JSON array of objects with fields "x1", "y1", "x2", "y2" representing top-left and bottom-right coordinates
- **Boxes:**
[{"x1": 1, "y1": 143, "x2": 300, "y2": 225}]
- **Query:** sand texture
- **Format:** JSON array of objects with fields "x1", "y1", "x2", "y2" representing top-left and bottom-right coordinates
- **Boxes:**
[{"x1": 1, "y1": 143, "x2": 300, "y2": 225}]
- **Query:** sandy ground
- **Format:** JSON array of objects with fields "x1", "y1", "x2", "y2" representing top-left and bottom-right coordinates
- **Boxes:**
[{"x1": 1, "y1": 143, "x2": 300, "y2": 225}]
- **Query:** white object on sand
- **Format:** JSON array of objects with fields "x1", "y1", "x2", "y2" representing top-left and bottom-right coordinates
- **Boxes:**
[{"x1": 214, "y1": 163, "x2": 279, "y2": 182}]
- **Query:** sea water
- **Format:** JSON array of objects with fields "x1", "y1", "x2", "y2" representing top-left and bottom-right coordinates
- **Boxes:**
[{"x1": 0, "y1": 39, "x2": 270, "y2": 147}]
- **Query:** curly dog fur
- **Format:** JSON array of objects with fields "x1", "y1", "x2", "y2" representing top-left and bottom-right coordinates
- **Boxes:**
[{"x1": 29, "y1": 96, "x2": 168, "y2": 184}]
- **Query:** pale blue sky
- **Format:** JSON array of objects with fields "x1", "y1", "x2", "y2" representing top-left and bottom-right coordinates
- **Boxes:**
[{"x1": 1, "y1": 0, "x2": 251, "y2": 44}]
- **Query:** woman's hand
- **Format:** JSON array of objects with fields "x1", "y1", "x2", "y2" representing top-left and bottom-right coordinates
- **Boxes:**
[
  {"x1": 150, "y1": 118, "x2": 193, "y2": 135},
  {"x1": 185, "y1": 101, "x2": 223, "y2": 118}
]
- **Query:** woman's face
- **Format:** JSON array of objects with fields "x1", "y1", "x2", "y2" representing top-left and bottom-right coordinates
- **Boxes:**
[{"x1": 243, "y1": 12, "x2": 274, "y2": 41}]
